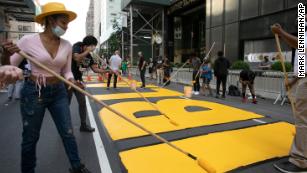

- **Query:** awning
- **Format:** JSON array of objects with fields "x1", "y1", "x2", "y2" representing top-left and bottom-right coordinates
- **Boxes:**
[{"x1": 122, "y1": 0, "x2": 171, "y2": 11}]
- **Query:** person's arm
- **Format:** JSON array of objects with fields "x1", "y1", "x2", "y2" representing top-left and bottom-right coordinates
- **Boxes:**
[
  {"x1": 141, "y1": 60, "x2": 146, "y2": 70},
  {"x1": 1, "y1": 41, "x2": 22, "y2": 65},
  {"x1": 271, "y1": 23, "x2": 298, "y2": 49},
  {"x1": 287, "y1": 77, "x2": 299, "y2": 90},
  {"x1": 62, "y1": 48, "x2": 74, "y2": 80},
  {"x1": 227, "y1": 59, "x2": 231, "y2": 69},
  {"x1": 0, "y1": 65, "x2": 23, "y2": 85},
  {"x1": 90, "y1": 55, "x2": 108, "y2": 74},
  {"x1": 213, "y1": 60, "x2": 218, "y2": 76},
  {"x1": 90, "y1": 64, "x2": 107, "y2": 73},
  {"x1": 73, "y1": 46, "x2": 93, "y2": 63}
]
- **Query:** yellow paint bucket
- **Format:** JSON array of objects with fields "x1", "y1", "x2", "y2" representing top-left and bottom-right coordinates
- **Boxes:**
[{"x1": 184, "y1": 86, "x2": 193, "y2": 98}]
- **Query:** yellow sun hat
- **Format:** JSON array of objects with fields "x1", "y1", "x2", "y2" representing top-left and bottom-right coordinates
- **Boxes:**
[{"x1": 34, "y1": 2, "x2": 77, "y2": 25}]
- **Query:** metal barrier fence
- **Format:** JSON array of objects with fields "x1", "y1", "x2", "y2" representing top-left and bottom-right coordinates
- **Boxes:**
[{"x1": 129, "y1": 66, "x2": 295, "y2": 105}]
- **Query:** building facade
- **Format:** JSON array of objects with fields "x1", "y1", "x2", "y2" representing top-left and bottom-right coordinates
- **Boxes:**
[
  {"x1": 8, "y1": 19, "x2": 36, "y2": 43},
  {"x1": 166, "y1": 0, "x2": 306, "y2": 64},
  {"x1": 205, "y1": 0, "x2": 305, "y2": 64},
  {"x1": 86, "y1": 0, "x2": 94, "y2": 36},
  {"x1": 100, "y1": 0, "x2": 122, "y2": 43}
]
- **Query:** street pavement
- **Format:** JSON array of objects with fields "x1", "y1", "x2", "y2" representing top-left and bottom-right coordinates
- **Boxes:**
[{"x1": 0, "y1": 76, "x2": 295, "y2": 173}]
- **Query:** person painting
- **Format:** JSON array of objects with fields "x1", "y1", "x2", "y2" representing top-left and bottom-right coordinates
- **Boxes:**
[
  {"x1": 200, "y1": 59, "x2": 213, "y2": 96},
  {"x1": 239, "y1": 69, "x2": 257, "y2": 104},
  {"x1": 1, "y1": 2, "x2": 91, "y2": 173},
  {"x1": 138, "y1": 51, "x2": 147, "y2": 88},
  {"x1": 107, "y1": 50, "x2": 122, "y2": 89},
  {"x1": 70, "y1": 35, "x2": 107, "y2": 132},
  {"x1": 271, "y1": 7, "x2": 307, "y2": 173},
  {"x1": 190, "y1": 53, "x2": 201, "y2": 95}
]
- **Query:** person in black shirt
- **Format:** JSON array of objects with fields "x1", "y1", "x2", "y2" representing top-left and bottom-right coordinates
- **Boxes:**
[
  {"x1": 214, "y1": 51, "x2": 230, "y2": 99},
  {"x1": 163, "y1": 57, "x2": 172, "y2": 86},
  {"x1": 69, "y1": 35, "x2": 107, "y2": 132},
  {"x1": 138, "y1": 51, "x2": 147, "y2": 88},
  {"x1": 239, "y1": 69, "x2": 257, "y2": 104}
]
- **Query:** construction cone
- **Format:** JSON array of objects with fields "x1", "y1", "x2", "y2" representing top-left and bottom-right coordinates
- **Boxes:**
[
  {"x1": 86, "y1": 75, "x2": 92, "y2": 82},
  {"x1": 128, "y1": 73, "x2": 132, "y2": 80},
  {"x1": 98, "y1": 75, "x2": 103, "y2": 82},
  {"x1": 118, "y1": 75, "x2": 122, "y2": 82}
]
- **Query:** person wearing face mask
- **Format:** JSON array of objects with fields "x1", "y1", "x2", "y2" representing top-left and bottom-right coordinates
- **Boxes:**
[
  {"x1": 1, "y1": 2, "x2": 91, "y2": 173},
  {"x1": 271, "y1": 6, "x2": 307, "y2": 173},
  {"x1": 69, "y1": 35, "x2": 107, "y2": 132}
]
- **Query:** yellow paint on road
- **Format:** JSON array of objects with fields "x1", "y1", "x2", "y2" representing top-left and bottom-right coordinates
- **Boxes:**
[
  {"x1": 93, "y1": 88, "x2": 183, "y2": 100},
  {"x1": 99, "y1": 99, "x2": 262, "y2": 140},
  {"x1": 120, "y1": 122, "x2": 294, "y2": 173}
]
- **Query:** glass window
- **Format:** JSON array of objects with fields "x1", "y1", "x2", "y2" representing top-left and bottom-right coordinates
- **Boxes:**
[
  {"x1": 240, "y1": 0, "x2": 259, "y2": 20},
  {"x1": 18, "y1": 25, "x2": 22, "y2": 31},
  {"x1": 22, "y1": 26, "x2": 31, "y2": 32}
]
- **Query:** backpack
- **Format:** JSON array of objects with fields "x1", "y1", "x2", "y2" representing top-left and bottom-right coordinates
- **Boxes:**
[{"x1": 228, "y1": 85, "x2": 241, "y2": 96}]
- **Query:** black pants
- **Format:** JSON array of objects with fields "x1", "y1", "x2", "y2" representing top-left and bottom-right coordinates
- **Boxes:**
[
  {"x1": 107, "y1": 73, "x2": 118, "y2": 88},
  {"x1": 140, "y1": 69, "x2": 146, "y2": 87},
  {"x1": 68, "y1": 88, "x2": 87, "y2": 126},
  {"x1": 216, "y1": 75, "x2": 227, "y2": 96},
  {"x1": 192, "y1": 71, "x2": 200, "y2": 92}
]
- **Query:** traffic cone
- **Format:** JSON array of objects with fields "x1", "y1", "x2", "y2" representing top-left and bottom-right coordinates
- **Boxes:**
[
  {"x1": 128, "y1": 73, "x2": 133, "y2": 80},
  {"x1": 98, "y1": 75, "x2": 103, "y2": 82},
  {"x1": 86, "y1": 75, "x2": 92, "y2": 82},
  {"x1": 118, "y1": 75, "x2": 122, "y2": 82}
]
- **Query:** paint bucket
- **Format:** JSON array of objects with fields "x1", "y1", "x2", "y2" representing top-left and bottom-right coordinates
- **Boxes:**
[{"x1": 184, "y1": 86, "x2": 193, "y2": 98}]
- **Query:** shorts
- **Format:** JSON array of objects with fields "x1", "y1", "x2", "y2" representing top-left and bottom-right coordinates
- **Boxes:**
[{"x1": 203, "y1": 78, "x2": 211, "y2": 84}]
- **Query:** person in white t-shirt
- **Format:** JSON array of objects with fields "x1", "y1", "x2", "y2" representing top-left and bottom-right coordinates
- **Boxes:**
[
  {"x1": 107, "y1": 50, "x2": 122, "y2": 89},
  {"x1": 271, "y1": 13, "x2": 307, "y2": 173}
]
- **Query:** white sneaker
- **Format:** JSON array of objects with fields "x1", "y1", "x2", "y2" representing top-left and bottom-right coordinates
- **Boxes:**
[{"x1": 194, "y1": 91, "x2": 200, "y2": 95}]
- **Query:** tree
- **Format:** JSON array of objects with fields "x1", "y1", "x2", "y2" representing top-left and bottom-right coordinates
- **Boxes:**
[{"x1": 107, "y1": 19, "x2": 122, "y2": 54}]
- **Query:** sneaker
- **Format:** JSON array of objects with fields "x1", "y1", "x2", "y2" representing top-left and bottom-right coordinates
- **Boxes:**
[
  {"x1": 252, "y1": 99, "x2": 257, "y2": 104},
  {"x1": 80, "y1": 125, "x2": 95, "y2": 133},
  {"x1": 106, "y1": 87, "x2": 110, "y2": 90},
  {"x1": 221, "y1": 95, "x2": 226, "y2": 99},
  {"x1": 69, "y1": 164, "x2": 91, "y2": 173},
  {"x1": 274, "y1": 160, "x2": 307, "y2": 173},
  {"x1": 194, "y1": 91, "x2": 200, "y2": 95},
  {"x1": 215, "y1": 95, "x2": 220, "y2": 99},
  {"x1": 8, "y1": 97, "x2": 12, "y2": 101}
]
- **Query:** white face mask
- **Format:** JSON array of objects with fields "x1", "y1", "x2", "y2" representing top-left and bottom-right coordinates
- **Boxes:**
[{"x1": 52, "y1": 25, "x2": 66, "y2": 37}]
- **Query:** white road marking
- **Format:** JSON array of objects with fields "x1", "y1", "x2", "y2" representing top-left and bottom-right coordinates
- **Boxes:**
[
  {"x1": 253, "y1": 119, "x2": 267, "y2": 124},
  {"x1": 86, "y1": 96, "x2": 113, "y2": 173}
]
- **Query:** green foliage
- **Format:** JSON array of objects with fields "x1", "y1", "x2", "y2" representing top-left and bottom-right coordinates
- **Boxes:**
[
  {"x1": 107, "y1": 19, "x2": 122, "y2": 54},
  {"x1": 230, "y1": 61, "x2": 250, "y2": 70},
  {"x1": 271, "y1": 61, "x2": 292, "y2": 72}
]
